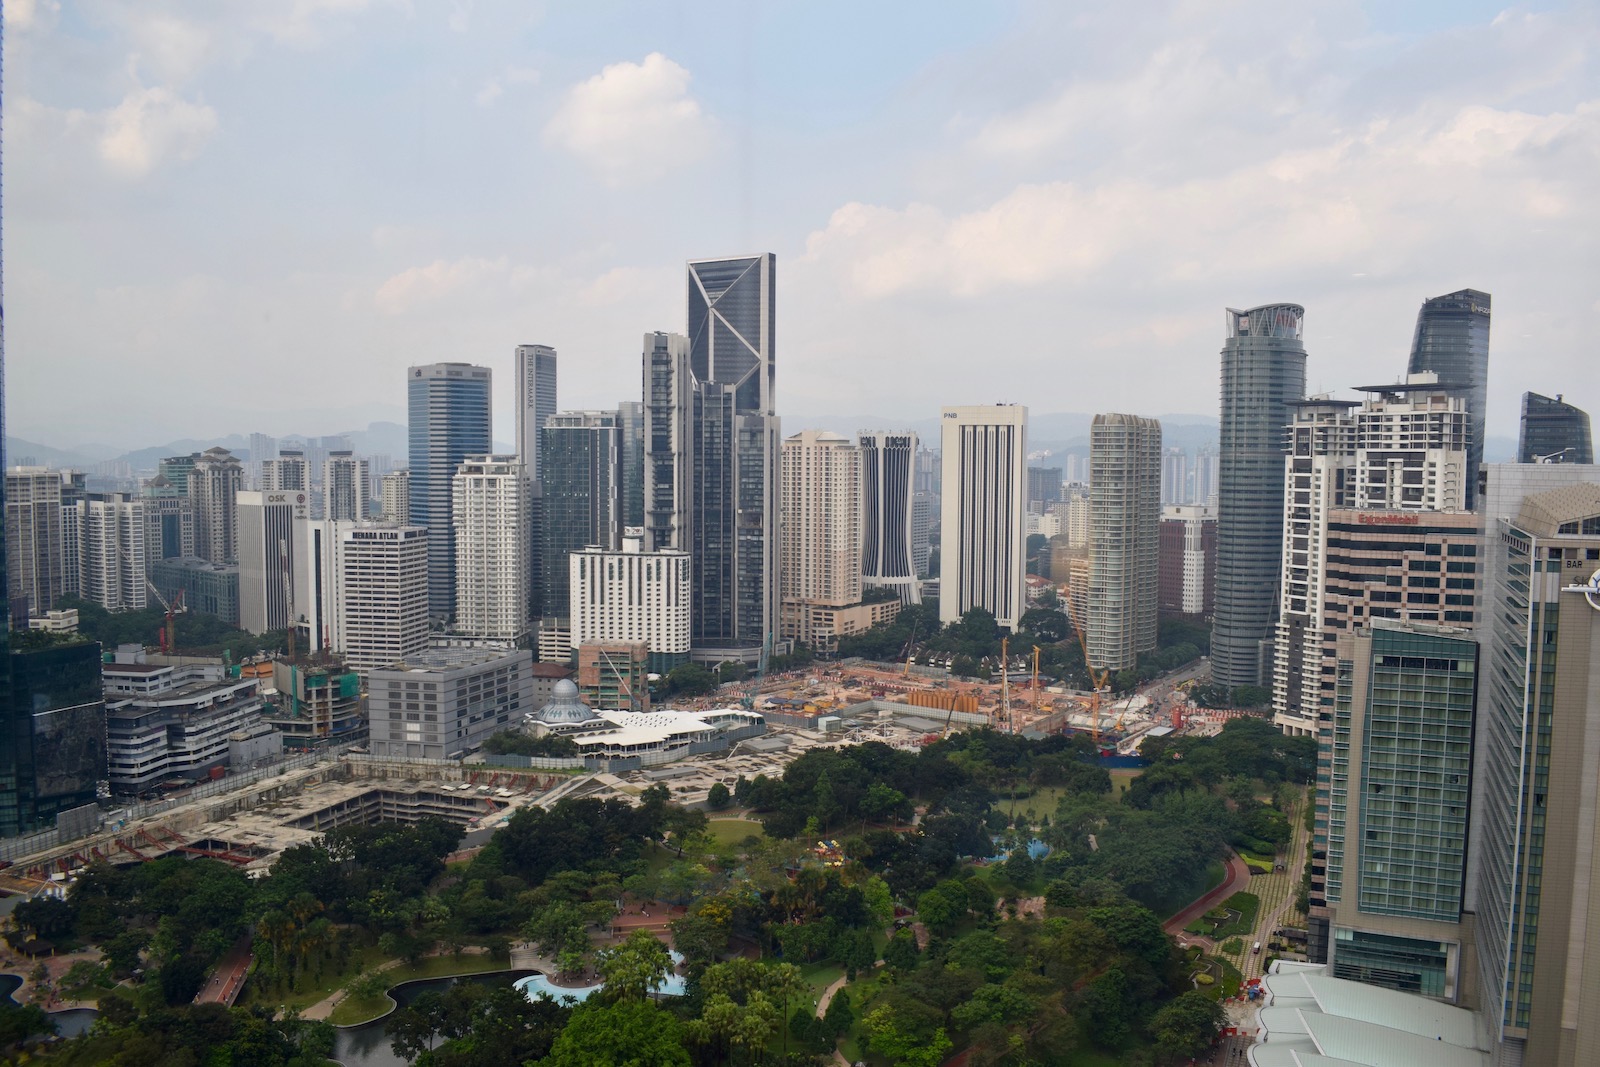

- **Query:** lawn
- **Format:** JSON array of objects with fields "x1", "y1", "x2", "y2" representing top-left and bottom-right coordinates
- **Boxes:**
[
  {"x1": 328, "y1": 954, "x2": 523, "y2": 1025},
  {"x1": 707, "y1": 818, "x2": 765, "y2": 848},
  {"x1": 236, "y1": 941, "x2": 389, "y2": 1014},
  {"x1": 1109, "y1": 768, "x2": 1141, "y2": 797},
  {"x1": 1185, "y1": 891, "x2": 1261, "y2": 940}
]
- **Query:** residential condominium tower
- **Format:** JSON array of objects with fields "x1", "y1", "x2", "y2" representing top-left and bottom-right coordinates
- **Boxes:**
[
  {"x1": 779, "y1": 431, "x2": 863, "y2": 646},
  {"x1": 408, "y1": 362, "x2": 492, "y2": 620},
  {"x1": 1214, "y1": 304, "x2": 1307, "y2": 687},
  {"x1": 1087, "y1": 413, "x2": 1162, "y2": 672},
  {"x1": 859, "y1": 431, "x2": 922, "y2": 604},
  {"x1": 939, "y1": 405, "x2": 1028, "y2": 631},
  {"x1": 1406, "y1": 289, "x2": 1490, "y2": 509},
  {"x1": 323, "y1": 451, "x2": 370, "y2": 521},
  {"x1": 1272, "y1": 379, "x2": 1472, "y2": 736},
  {"x1": 189, "y1": 447, "x2": 243, "y2": 563},
  {"x1": 453, "y1": 455, "x2": 530, "y2": 641},
  {"x1": 5, "y1": 467, "x2": 66, "y2": 617},
  {"x1": 569, "y1": 536, "x2": 691, "y2": 674}
]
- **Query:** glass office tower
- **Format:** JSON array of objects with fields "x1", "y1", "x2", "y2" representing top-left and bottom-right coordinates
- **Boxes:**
[
  {"x1": 1406, "y1": 290, "x2": 1491, "y2": 508},
  {"x1": 540, "y1": 412, "x2": 619, "y2": 619},
  {"x1": 408, "y1": 363, "x2": 492, "y2": 620},
  {"x1": 1213, "y1": 304, "x2": 1308, "y2": 688},
  {"x1": 1518, "y1": 391, "x2": 1593, "y2": 465}
]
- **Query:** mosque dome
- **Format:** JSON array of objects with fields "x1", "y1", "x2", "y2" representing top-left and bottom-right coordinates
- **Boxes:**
[{"x1": 535, "y1": 680, "x2": 597, "y2": 725}]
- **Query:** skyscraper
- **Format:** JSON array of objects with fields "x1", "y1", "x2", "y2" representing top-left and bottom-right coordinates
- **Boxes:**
[
  {"x1": 262, "y1": 450, "x2": 310, "y2": 492},
  {"x1": 939, "y1": 405, "x2": 1028, "y2": 631},
  {"x1": 79, "y1": 493, "x2": 148, "y2": 612},
  {"x1": 237, "y1": 489, "x2": 310, "y2": 635},
  {"x1": 1518, "y1": 391, "x2": 1593, "y2": 465},
  {"x1": 380, "y1": 470, "x2": 410, "y2": 525},
  {"x1": 190, "y1": 447, "x2": 243, "y2": 563},
  {"x1": 1087, "y1": 413, "x2": 1161, "y2": 672},
  {"x1": 859, "y1": 431, "x2": 922, "y2": 604},
  {"x1": 5, "y1": 467, "x2": 67, "y2": 617},
  {"x1": 329, "y1": 524, "x2": 431, "y2": 675},
  {"x1": 780, "y1": 431, "x2": 863, "y2": 645},
  {"x1": 642, "y1": 257, "x2": 780, "y2": 658},
  {"x1": 1159, "y1": 447, "x2": 1188, "y2": 506},
  {"x1": 541, "y1": 412, "x2": 619, "y2": 620},
  {"x1": 323, "y1": 451, "x2": 370, "y2": 521},
  {"x1": 408, "y1": 363, "x2": 492, "y2": 620},
  {"x1": 1473, "y1": 464, "x2": 1600, "y2": 1064},
  {"x1": 1214, "y1": 304, "x2": 1307, "y2": 688},
  {"x1": 453, "y1": 455, "x2": 530, "y2": 641},
  {"x1": 1407, "y1": 289, "x2": 1491, "y2": 509},
  {"x1": 687, "y1": 254, "x2": 780, "y2": 654},
  {"x1": 1312, "y1": 622, "x2": 1478, "y2": 1000},
  {"x1": 1157, "y1": 504, "x2": 1216, "y2": 620},
  {"x1": 1271, "y1": 380, "x2": 1471, "y2": 735},
  {"x1": 514, "y1": 345, "x2": 558, "y2": 485},
  {"x1": 616, "y1": 399, "x2": 645, "y2": 530}
]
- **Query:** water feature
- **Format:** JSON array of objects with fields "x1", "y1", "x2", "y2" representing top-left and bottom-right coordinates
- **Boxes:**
[
  {"x1": 0, "y1": 971, "x2": 101, "y2": 1039},
  {"x1": 331, "y1": 969, "x2": 533, "y2": 1067},
  {"x1": 513, "y1": 951, "x2": 687, "y2": 1004}
]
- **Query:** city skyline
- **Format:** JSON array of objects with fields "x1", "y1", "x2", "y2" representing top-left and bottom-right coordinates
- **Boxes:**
[{"x1": 6, "y1": 2, "x2": 1597, "y2": 446}]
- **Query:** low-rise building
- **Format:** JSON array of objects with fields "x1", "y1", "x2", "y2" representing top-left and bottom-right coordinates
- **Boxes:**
[
  {"x1": 265, "y1": 660, "x2": 365, "y2": 751},
  {"x1": 367, "y1": 644, "x2": 533, "y2": 760},
  {"x1": 103, "y1": 654, "x2": 269, "y2": 795},
  {"x1": 150, "y1": 556, "x2": 241, "y2": 625},
  {"x1": 577, "y1": 642, "x2": 650, "y2": 711}
]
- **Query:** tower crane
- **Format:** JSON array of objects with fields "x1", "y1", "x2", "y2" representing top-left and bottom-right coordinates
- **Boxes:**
[
  {"x1": 122, "y1": 543, "x2": 185, "y2": 653},
  {"x1": 1069, "y1": 613, "x2": 1111, "y2": 748}
]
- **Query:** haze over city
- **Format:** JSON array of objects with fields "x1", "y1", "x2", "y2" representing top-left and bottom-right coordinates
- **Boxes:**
[{"x1": 6, "y1": 0, "x2": 1597, "y2": 447}]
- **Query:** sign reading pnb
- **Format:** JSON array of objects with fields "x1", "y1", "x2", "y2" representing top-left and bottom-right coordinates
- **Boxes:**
[{"x1": 1357, "y1": 513, "x2": 1420, "y2": 525}]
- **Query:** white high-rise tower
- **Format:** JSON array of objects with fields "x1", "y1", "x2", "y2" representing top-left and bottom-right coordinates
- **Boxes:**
[{"x1": 939, "y1": 405, "x2": 1028, "y2": 631}]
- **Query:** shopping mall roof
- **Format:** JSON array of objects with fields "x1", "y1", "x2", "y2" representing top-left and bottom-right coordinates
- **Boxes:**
[{"x1": 1249, "y1": 963, "x2": 1487, "y2": 1067}]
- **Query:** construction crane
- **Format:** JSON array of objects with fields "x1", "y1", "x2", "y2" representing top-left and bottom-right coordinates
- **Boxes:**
[
  {"x1": 901, "y1": 617, "x2": 921, "y2": 677},
  {"x1": 279, "y1": 538, "x2": 296, "y2": 662},
  {"x1": 146, "y1": 584, "x2": 185, "y2": 655},
  {"x1": 999, "y1": 636, "x2": 1011, "y2": 733},
  {"x1": 1069, "y1": 613, "x2": 1111, "y2": 747},
  {"x1": 741, "y1": 632, "x2": 773, "y2": 711},
  {"x1": 1032, "y1": 645, "x2": 1041, "y2": 708}
]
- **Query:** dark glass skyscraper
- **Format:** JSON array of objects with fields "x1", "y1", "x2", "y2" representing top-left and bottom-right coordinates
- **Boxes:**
[
  {"x1": 540, "y1": 412, "x2": 619, "y2": 618},
  {"x1": 1518, "y1": 391, "x2": 1593, "y2": 465},
  {"x1": 1406, "y1": 289, "x2": 1491, "y2": 508},
  {"x1": 408, "y1": 363, "x2": 492, "y2": 620},
  {"x1": 1213, "y1": 304, "x2": 1307, "y2": 688}
]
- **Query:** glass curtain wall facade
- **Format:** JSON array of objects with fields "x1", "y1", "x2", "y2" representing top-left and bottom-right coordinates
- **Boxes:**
[
  {"x1": 1518, "y1": 391, "x2": 1593, "y2": 465},
  {"x1": 540, "y1": 413, "x2": 619, "y2": 619},
  {"x1": 1406, "y1": 290, "x2": 1490, "y2": 509},
  {"x1": 1214, "y1": 304, "x2": 1308, "y2": 687},
  {"x1": 408, "y1": 363, "x2": 492, "y2": 621}
]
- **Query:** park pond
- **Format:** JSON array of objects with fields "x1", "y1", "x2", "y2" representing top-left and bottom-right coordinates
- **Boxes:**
[
  {"x1": 333, "y1": 969, "x2": 535, "y2": 1067},
  {"x1": 0, "y1": 972, "x2": 100, "y2": 1040}
]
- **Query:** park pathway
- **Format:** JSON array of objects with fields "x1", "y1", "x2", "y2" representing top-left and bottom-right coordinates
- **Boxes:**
[{"x1": 1163, "y1": 852, "x2": 1251, "y2": 944}]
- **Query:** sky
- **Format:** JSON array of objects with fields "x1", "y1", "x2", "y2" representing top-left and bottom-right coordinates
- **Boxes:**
[{"x1": 5, "y1": 0, "x2": 1597, "y2": 451}]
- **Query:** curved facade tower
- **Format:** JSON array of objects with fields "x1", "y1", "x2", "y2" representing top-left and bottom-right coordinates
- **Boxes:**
[
  {"x1": 1407, "y1": 289, "x2": 1490, "y2": 508},
  {"x1": 859, "y1": 431, "x2": 921, "y2": 604},
  {"x1": 1213, "y1": 304, "x2": 1307, "y2": 688},
  {"x1": 1518, "y1": 391, "x2": 1593, "y2": 465}
]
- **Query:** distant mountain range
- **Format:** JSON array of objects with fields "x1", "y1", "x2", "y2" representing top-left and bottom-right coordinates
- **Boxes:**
[{"x1": 6, "y1": 412, "x2": 1516, "y2": 473}]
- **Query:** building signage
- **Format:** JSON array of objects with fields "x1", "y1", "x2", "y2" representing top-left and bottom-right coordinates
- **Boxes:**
[{"x1": 1357, "y1": 513, "x2": 1420, "y2": 525}]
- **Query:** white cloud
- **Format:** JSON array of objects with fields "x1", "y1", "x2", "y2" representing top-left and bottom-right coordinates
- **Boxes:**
[
  {"x1": 98, "y1": 86, "x2": 219, "y2": 178},
  {"x1": 126, "y1": 14, "x2": 217, "y2": 84},
  {"x1": 4, "y1": 0, "x2": 60, "y2": 31},
  {"x1": 475, "y1": 65, "x2": 539, "y2": 107},
  {"x1": 373, "y1": 256, "x2": 517, "y2": 314},
  {"x1": 543, "y1": 53, "x2": 713, "y2": 185}
]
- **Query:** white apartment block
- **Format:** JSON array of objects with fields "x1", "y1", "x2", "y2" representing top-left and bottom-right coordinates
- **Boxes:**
[
  {"x1": 5, "y1": 467, "x2": 67, "y2": 616},
  {"x1": 570, "y1": 537, "x2": 691, "y2": 671},
  {"x1": 1271, "y1": 377, "x2": 1471, "y2": 734},
  {"x1": 780, "y1": 431, "x2": 863, "y2": 642},
  {"x1": 261, "y1": 450, "x2": 310, "y2": 492},
  {"x1": 80, "y1": 493, "x2": 148, "y2": 611},
  {"x1": 323, "y1": 451, "x2": 371, "y2": 521},
  {"x1": 190, "y1": 447, "x2": 242, "y2": 563},
  {"x1": 453, "y1": 455, "x2": 530, "y2": 641},
  {"x1": 380, "y1": 470, "x2": 410, "y2": 525},
  {"x1": 939, "y1": 405, "x2": 1028, "y2": 630}
]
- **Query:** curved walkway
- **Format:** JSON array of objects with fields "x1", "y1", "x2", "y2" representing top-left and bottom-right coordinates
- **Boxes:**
[{"x1": 1163, "y1": 851, "x2": 1251, "y2": 943}]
